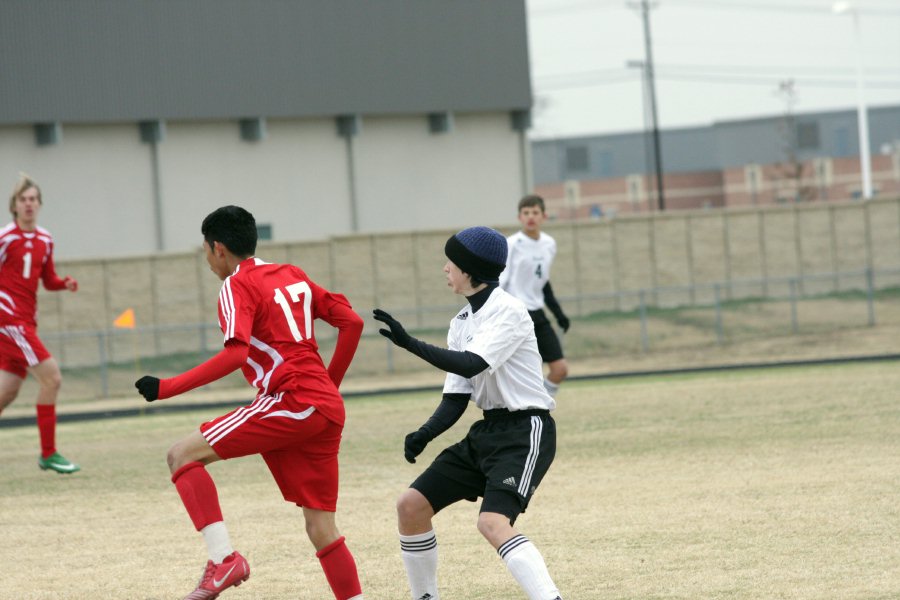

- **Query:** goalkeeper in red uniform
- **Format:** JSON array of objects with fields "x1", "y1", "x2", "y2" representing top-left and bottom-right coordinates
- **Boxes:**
[
  {"x1": 0, "y1": 174, "x2": 80, "y2": 474},
  {"x1": 135, "y1": 205, "x2": 365, "y2": 600}
]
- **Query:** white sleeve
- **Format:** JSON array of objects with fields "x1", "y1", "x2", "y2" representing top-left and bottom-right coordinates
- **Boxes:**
[
  {"x1": 498, "y1": 237, "x2": 514, "y2": 290},
  {"x1": 442, "y1": 321, "x2": 474, "y2": 394}
]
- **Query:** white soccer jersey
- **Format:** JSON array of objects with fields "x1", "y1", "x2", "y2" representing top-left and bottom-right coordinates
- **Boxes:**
[
  {"x1": 442, "y1": 287, "x2": 555, "y2": 411},
  {"x1": 499, "y1": 231, "x2": 557, "y2": 311}
]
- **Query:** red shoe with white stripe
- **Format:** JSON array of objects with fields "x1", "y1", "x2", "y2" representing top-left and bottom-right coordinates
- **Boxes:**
[{"x1": 183, "y1": 551, "x2": 250, "y2": 600}]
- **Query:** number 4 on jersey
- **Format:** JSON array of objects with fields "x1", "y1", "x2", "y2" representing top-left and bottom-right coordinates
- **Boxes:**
[
  {"x1": 535, "y1": 263, "x2": 542, "y2": 279},
  {"x1": 273, "y1": 281, "x2": 312, "y2": 342}
]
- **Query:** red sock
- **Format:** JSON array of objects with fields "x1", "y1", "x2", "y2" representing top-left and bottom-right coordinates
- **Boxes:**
[
  {"x1": 171, "y1": 462, "x2": 224, "y2": 531},
  {"x1": 316, "y1": 536, "x2": 363, "y2": 600},
  {"x1": 36, "y1": 404, "x2": 56, "y2": 458}
]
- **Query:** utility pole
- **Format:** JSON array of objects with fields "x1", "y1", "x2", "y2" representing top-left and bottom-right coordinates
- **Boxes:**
[{"x1": 630, "y1": 0, "x2": 666, "y2": 211}]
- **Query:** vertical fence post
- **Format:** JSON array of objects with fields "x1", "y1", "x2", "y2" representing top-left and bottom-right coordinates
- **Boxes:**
[
  {"x1": 793, "y1": 206, "x2": 805, "y2": 295},
  {"x1": 639, "y1": 290, "x2": 648, "y2": 352},
  {"x1": 758, "y1": 210, "x2": 769, "y2": 298},
  {"x1": 789, "y1": 278, "x2": 799, "y2": 334},
  {"x1": 569, "y1": 223, "x2": 582, "y2": 319},
  {"x1": 686, "y1": 215, "x2": 696, "y2": 304},
  {"x1": 713, "y1": 283, "x2": 724, "y2": 344},
  {"x1": 866, "y1": 267, "x2": 876, "y2": 327},
  {"x1": 97, "y1": 331, "x2": 109, "y2": 398},
  {"x1": 611, "y1": 221, "x2": 622, "y2": 311},
  {"x1": 829, "y1": 205, "x2": 839, "y2": 292}
]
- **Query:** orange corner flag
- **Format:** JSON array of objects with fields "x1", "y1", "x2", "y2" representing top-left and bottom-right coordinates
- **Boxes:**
[{"x1": 113, "y1": 308, "x2": 136, "y2": 329}]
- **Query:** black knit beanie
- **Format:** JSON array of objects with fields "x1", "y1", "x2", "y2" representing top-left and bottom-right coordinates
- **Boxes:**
[{"x1": 444, "y1": 226, "x2": 507, "y2": 284}]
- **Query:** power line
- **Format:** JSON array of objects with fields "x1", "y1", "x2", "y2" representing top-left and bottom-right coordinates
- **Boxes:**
[
  {"x1": 534, "y1": 67, "x2": 900, "y2": 91},
  {"x1": 529, "y1": 0, "x2": 622, "y2": 16},
  {"x1": 671, "y1": 0, "x2": 900, "y2": 16},
  {"x1": 528, "y1": 0, "x2": 900, "y2": 17}
]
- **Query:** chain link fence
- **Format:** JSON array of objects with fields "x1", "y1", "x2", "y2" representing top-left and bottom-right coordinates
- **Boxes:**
[{"x1": 34, "y1": 265, "x2": 900, "y2": 401}]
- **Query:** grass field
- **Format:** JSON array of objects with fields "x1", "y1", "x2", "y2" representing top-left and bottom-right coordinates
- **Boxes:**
[{"x1": 1, "y1": 360, "x2": 899, "y2": 599}]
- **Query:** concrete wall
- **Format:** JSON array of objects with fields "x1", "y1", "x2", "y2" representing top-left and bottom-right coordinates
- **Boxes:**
[
  {"x1": 1, "y1": 112, "x2": 525, "y2": 259},
  {"x1": 36, "y1": 197, "x2": 900, "y2": 351},
  {"x1": 0, "y1": 123, "x2": 158, "y2": 258}
]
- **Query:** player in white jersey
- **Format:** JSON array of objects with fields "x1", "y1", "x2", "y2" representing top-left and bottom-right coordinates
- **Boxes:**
[
  {"x1": 374, "y1": 226, "x2": 563, "y2": 600},
  {"x1": 499, "y1": 195, "x2": 570, "y2": 398}
]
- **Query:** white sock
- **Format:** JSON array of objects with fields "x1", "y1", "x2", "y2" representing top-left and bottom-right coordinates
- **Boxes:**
[
  {"x1": 201, "y1": 521, "x2": 234, "y2": 564},
  {"x1": 543, "y1": 379, "x2": 560, "y2": 397},
  {"x1": 399, "y1": 530, "x2": 440, "y2": 600},
  {"x1": 498, "y1": 535, "x2": 560, "y2": 600}
]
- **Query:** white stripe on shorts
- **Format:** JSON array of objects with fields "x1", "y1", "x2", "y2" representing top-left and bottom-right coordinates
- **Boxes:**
[
  {"x1": 204, "y1": 392, "x2": 284, "y2": 446},
  {"x1": 518, "y1": 416, "x2": 542, "y2": 497},
  {"x1": 1, "y1": 325, "x2": 39, "y2": 366}
]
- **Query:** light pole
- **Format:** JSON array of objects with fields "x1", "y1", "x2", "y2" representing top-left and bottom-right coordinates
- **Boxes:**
[{"x1": 832, "y1": 1, "x2": 873, "y2": 199}]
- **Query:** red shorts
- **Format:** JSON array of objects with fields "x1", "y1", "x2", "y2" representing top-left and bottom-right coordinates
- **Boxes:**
[
  {"x1": 200, "y1": 391, "x2": 343, "y2": 511},
  {"x1": 0, "y1": 323, "x2": 51, "y2": 378}
]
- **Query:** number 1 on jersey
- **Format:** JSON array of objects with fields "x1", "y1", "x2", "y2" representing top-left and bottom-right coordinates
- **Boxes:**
[
  {"x1": 274, "y1": 281, "x2": 313, "y2": 342},
  {"x1": 22, "y1": 251, "x2": 32, "y2": 279}
]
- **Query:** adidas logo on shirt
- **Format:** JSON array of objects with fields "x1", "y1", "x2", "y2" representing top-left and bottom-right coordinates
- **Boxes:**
[
  {"x1": 457, "y1": 311, "x2": 469, "y2": 320},
  {"x1": 503, "y1": 476, "x2": 517, "y2": 487}
]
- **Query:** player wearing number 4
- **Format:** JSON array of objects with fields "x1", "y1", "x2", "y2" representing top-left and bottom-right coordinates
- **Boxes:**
[
  {"x1": 374, "y1": 226, "x2": 563, "y2": 600},
  {"x1": 499, "y1": 195, "x2": 570, "y2": 398},
  {"x1": 0, "y1": 174, "x2": 80, "y2": 474},
  {"x1": 134, "y1": 206, "x2": 365, "y2": 600}
]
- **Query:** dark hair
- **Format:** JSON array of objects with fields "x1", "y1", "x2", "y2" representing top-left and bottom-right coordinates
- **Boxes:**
[
  {"x1": 468, "y1": 275, "x2": 488, "y2": 287},
  {"x1": 201, "y1": 205, "x2": 257, "y2": 257},
  {"x1": 518, "y1": 194, "x2": 545, "y2": 213}
]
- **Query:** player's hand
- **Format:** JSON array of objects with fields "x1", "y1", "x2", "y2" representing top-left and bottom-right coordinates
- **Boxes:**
[
  {"x1": 135, "y1": 375, "x2": 160, "y2": 402},
  {"x1": 404, "y1": 430, "x2": 431, "y2": 463},
  {"x1": 64, "y1": 277, "x2": 78, "y2": 292},
  {"x1": 373, "y1": 309, "x2": 412, "y2": 349},
  {"x1": 556, "y1": 313, "x2": 570, "y2": 333}
]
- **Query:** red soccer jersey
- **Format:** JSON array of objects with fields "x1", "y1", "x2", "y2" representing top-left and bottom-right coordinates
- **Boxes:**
[
  {"x1": 217, "y1": 257, "x2": 358, "y2": 425},
  {"x1": 0, "y1": 222, "x2": 67, "y2": 326}
]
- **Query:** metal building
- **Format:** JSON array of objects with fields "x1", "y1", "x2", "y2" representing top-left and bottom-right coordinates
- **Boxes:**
[
  {"x1": 532, "y1": 104, "x2": 900, "y2": 185},
  {"x1": 0, "y1": 0, "x2": 533, "y2": 258}
]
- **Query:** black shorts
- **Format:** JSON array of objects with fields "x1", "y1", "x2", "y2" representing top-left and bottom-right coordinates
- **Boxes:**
[
  {"x1": 529, "y1": 309, "x2": 564, "y2": 363},
  {"x1": 410, "y1": 409, "x2": 556, "y2": 524}
]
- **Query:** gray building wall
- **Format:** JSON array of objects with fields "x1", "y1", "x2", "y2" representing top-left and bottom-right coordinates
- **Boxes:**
[{"x1": 0, "y1": 0, "x2": 530, "y2": 123}]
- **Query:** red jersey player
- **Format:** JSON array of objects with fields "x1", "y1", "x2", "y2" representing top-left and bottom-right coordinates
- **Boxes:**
[
  {"x1": 0, "y1": 174, "x2": 80, "y2": 474},
  {"x1": 135, "y1": 205, "x2": 365, "y2": 600}
]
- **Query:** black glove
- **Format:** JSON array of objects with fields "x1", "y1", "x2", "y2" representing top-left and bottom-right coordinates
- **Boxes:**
[
  {"x1": 135, "y1": 375, "x2": 160, "y2": 402},
  {"x1": 373, "y1": 309, "x2": 412, "y2": 349},
  {"x1": 404, "y1": 429, "x2": 432, "y2": 463},
  {"x1": 556, "y1": 313, "x2": 570, "y2": 333}
]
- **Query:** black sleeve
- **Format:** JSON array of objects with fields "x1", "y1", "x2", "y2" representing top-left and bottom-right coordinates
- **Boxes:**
[
  {"x1": 419, "y1": 393, "x2": 470, "y2": 439},
  {"x1": 405, "y1": 338, "x2": 490, "y2": 378},
  {"x1": 542, "y1": 281, "x2": 565, "y2": 320}
]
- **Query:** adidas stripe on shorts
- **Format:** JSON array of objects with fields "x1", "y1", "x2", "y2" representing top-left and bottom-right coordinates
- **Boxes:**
[{"x1": 412, "y1": 408, "x2": 556, "y2": 522}]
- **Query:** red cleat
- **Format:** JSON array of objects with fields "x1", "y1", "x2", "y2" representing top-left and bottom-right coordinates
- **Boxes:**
[{"x1": 183, "y1": 551, "x2": 250, "y2": 599}]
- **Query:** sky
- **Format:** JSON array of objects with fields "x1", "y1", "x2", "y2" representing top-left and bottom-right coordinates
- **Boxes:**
[{"x1": 525, "y1": 0, "x2": 900, "y2": 140}]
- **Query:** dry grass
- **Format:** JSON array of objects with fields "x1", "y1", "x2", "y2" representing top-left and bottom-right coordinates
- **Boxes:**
[{"x1": 1, "y1": 360, "x2": 899, "y2": 598}]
